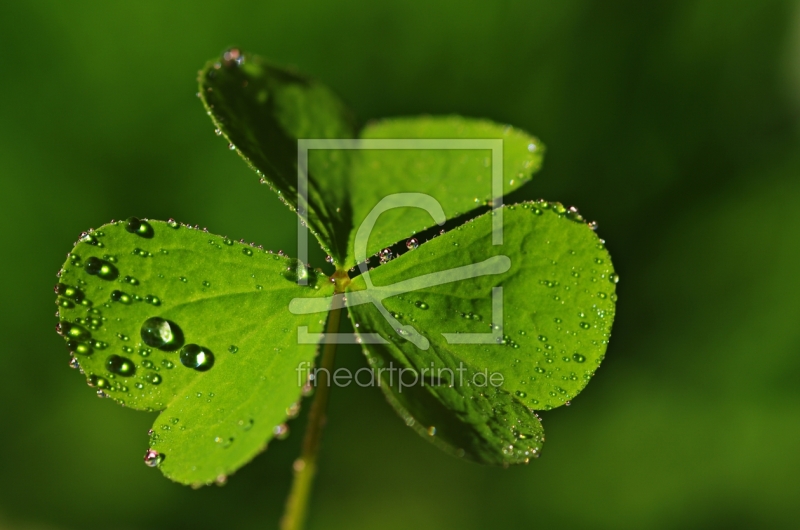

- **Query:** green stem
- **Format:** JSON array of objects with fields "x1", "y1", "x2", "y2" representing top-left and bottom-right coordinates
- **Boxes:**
[{"x1": 280, "y1": 284, "x2": 344, "y2": 530}]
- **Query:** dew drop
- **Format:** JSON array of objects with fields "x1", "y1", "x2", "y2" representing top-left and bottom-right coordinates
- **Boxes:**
[
  {"x1": 125, "y1": 217, "x2": 154, "y2": 238},
  {"x1": 406, "y1": 238, "x2": 419, "y2": 250},
  {"x1": 60, "y1": 322, "x2": 92, "y2": 342},
  {"x1": 141, "y1": 319, "x2": 182, "y2": 352},
  {"x1": 143, "y1": 449, "x2": 163, "y2": 467},
  {"x1": 180, "y1": 344, "x2": 215, "y2": 371},
  {"x1": 273, "y1": 423, "x2": 289, "y2": 440},
  {"x1": 106, "y1": 355, "x2": 136, "y2": 376},
  {"x1": 84, "y1": 257, "x2": 119, "y2": 280},
  {"x1": 145, "y1": 372, "x2": 162, "y2": 385},
  {"x1": 228, "y1": 345, "x2": 238, "y2": 354},
  {"x1": 573, "y1": 353, "x2": 586, "y2": 363},
  {"x1": 110, "y1": 290, "x2": 132, "y2": 304},
  {"x1": 66, "y1": 339, "x2": 93, "y2": 356},
  {"x1": 145, "y1": 295, "x2": 161, "y2": 306},
  {"x1": 414, "y1": 301, "x2": 429, "y2": 310}
]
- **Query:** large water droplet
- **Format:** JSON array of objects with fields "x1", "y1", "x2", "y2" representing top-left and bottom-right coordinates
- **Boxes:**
[
  {"x1": 84, "y1": 257, "x2": 119, "y2": 280},
  {"x1": 106, "y1": 355, "x2": 136, "y2": 376},
  {"x1": 573, "y1": 353, "x2": 586, "y2": 363},
  {"x1": 180, "y1": 344, "x2": 215, "y2": 371},
  {"x1": 282, "y1": 258, "x2": 317, "y2": 286},
  {"x1": 125, "y1": 217, "x2": 154, "y2": 238},
  {"x1": 140, "y1": 317, "x2": 184, "y2": 351}
]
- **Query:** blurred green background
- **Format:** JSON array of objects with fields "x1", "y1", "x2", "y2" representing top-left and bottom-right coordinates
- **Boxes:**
[{"x1": 2, "y1": 1, "x2": 799, "y2": 528}]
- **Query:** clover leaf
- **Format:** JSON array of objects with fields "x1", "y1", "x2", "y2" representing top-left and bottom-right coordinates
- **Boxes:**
[{"x1": 55, "y1": 49, "x2": 617, "y2": 519}]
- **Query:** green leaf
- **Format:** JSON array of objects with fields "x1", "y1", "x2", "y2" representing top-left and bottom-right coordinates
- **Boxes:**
[
  {"x1": 198, "y1": 49, "x2": 358, "y2": 263},
  {"x1": 55, "y1": 219, "x2": 333, "y2": 485},
  {"x1": 344, "y1": 202, "x2": 616, "y2": 464},
  {"x1": 345, "y1": 116, "x2": 544, "y2": 267}
]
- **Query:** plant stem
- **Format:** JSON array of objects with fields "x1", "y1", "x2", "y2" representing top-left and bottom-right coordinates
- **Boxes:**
[{"x1": 280, "y1": 283, "x2": 345, "y2": 530}]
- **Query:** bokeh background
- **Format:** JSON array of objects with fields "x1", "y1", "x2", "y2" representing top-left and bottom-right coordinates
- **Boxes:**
[{"x1": 2, "y1": 1, "x2": 799, "y2": 528}]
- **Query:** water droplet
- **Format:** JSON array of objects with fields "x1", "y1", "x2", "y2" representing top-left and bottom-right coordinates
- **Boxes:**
[
  {"x1": 406, "y1": 238, "x2": 419, "y2": 250},
  {"x1": 140, "y1": 317, "x2": 184, "y2": 351},
  {"x1": 414, "y1": 301, "x2": 429, "y2": 310},
  {"x1": 273, "y1": 423, "x2": 289, "y2": 440},
  {"x1": 579, "y1": 322, "x2": 590, "y2": 330},
  {"x1": 125, "y1": 217, "x2": 154, "y2": 238},
  {"x1": 573, "y1": 353, "x2": 586, "y2": 363},
  {"x1": 180, "y1": 344, "x2": 215, "y2": 371},
  {"x1": 228, "y1": 345, "x2": 238, "y2": 353},
  {"x1": 609, "y1": 273, "x2": 619, "y2": 284},
  {"x1": 515, "y1": 390, "x2": 527, "y2": 398},
  {"x1": 106, "y1": 355, "x2": 136, "y2": 376},
  {"x1": 144, "y1": 449, "x2": 163, "y2": 467},
  {"x1": 145, "y1": 372, "x2": 162, "y2": 385},
  {"x1": 379, "y1": 248, "x2": 393, "y2": 263},
  {"x1": 242, "y1": 248, "x2": 253, "y2": 256},
  {"x1": 110, "y1": 290, "x2": 132, "y2": 304},
  {"x1": 202, "y1": 281, "x2": 211, "y2": 288},
  {"x1": 427, "y1": 426, "x2": 437, "y2": 436},
  {"x1": 66, "y1": 339, "x2": 92, "y2": 356},
  {"x1": 145, "y1": 295, "x2": 161, "y2": 306},
  {"x1": 88, "y1": 374, "x2": 111, "y2": 389},
  {"x1": 60, "y1": 322, "x2": 92, "y2": 342},
  {"x1": 54, "y1": 283, "x2": 85, "y2": 302},
  {"x1": 84, "y1": 257, "x2": 119, "y2": 280},
  {"x1": 527, "y1": 143, "x2": 537, "y2": 152},
  {"x1": 282, "y1": 258, "x2": 317, "y2": 286},
  {"x1": 167, "y1": 218, "x2": 179, "y2": 228}
]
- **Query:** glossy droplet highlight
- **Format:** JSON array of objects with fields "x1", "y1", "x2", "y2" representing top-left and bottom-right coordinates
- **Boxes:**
[
  {"x1": 573, "y1": 353, "x2": 586, "y2": 363},
  {"x1": 84, "y1": 257, "x2": 119, "y2": 280},
  {"x1": 140, "y1": 317, "x2": 184, "y2": 351},
  {"x1": 110, "y1": 290, "x2": 131, "y2": 304},
  {"x1": 106, "y1": 355, "x2": 136, "y2": 376},
  {"x1": 125, "y1": 217, "x2": 154, "y2": 238},
  {"x1": 60, "y1": 322, "x2": 91, "y2": 342},
  {"x1": 180, "y1": 344, "x2": 215, "y2": 371}
]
